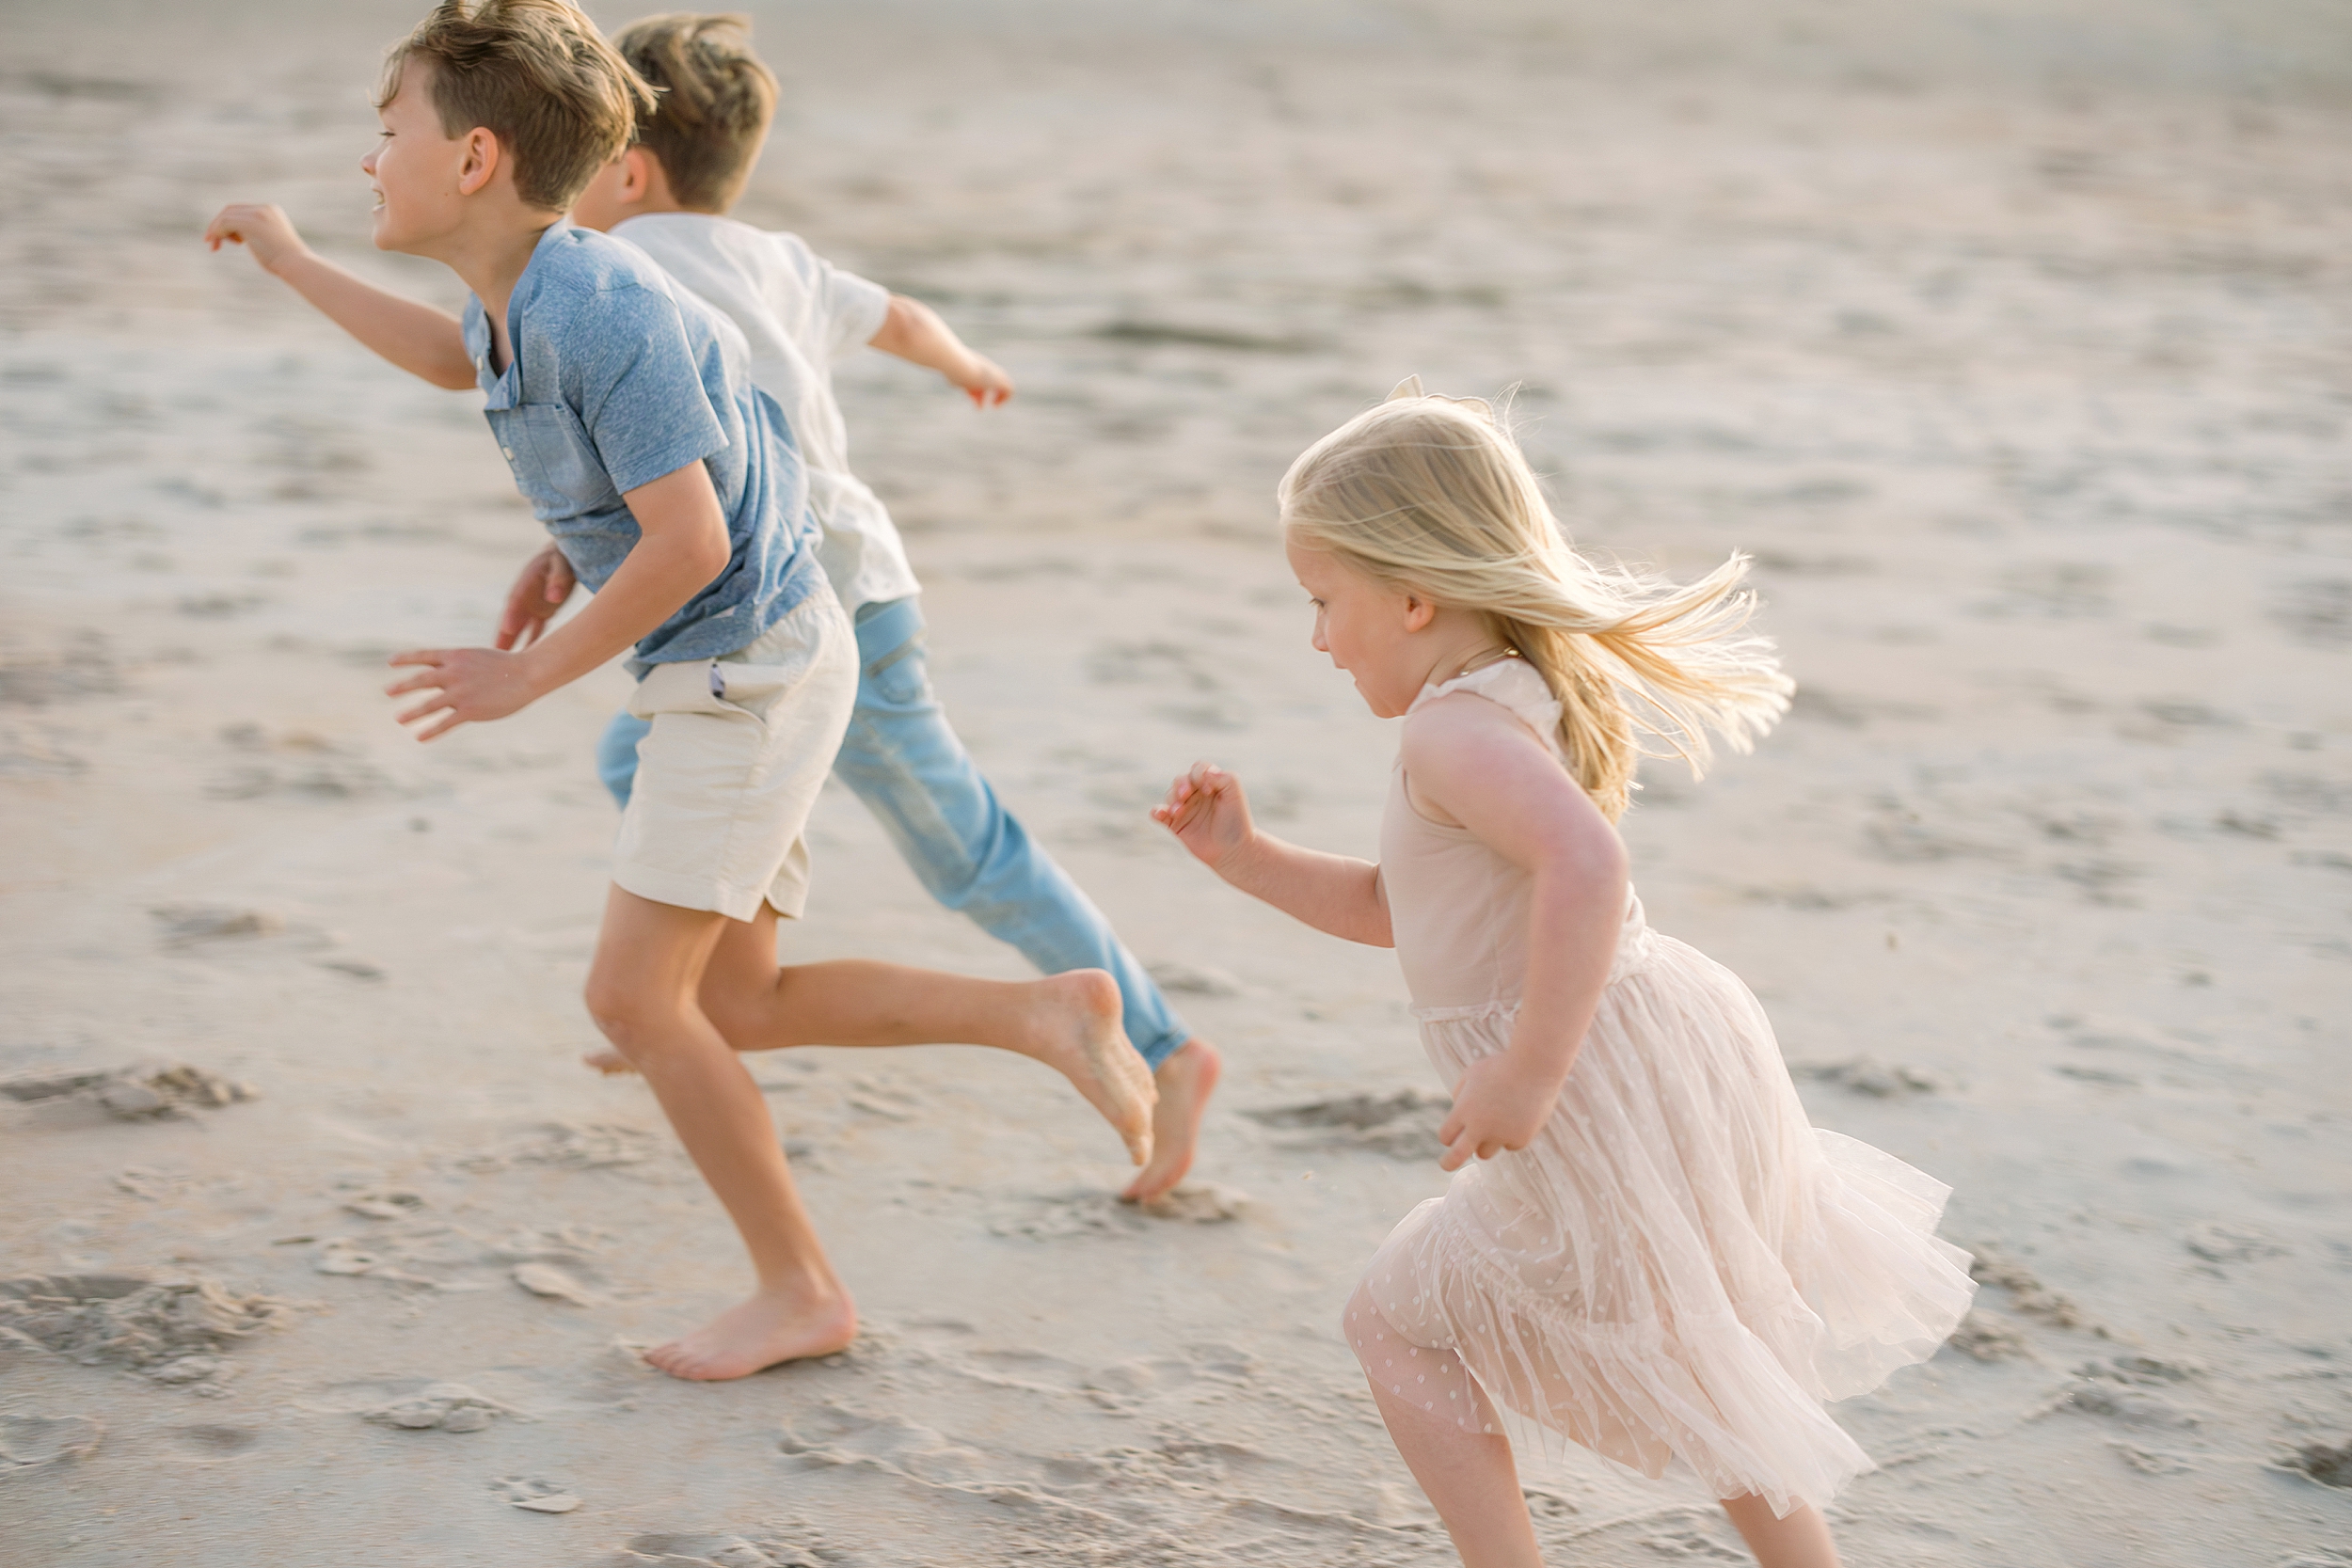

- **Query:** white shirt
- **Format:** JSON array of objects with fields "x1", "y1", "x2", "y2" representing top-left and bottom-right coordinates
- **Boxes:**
[{"x1": 612, "y1": 213, "x2": 919, "y2": 614}]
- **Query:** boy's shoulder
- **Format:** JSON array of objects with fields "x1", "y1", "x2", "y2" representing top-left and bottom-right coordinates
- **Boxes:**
[
  {"x1": 521, "y1": 223, "x2": 688, "y2": 306},
  {"x1": 617, "y1": 214, "x2": 823, "y2": 285},
  {"x1": 502, "y1": 225, "x2": 729, "y2": 368}
]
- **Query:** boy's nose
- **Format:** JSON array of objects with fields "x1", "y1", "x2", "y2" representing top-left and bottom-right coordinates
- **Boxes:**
[{"x1": 360, "y1": 150, "x2": 377, "y2": 175}]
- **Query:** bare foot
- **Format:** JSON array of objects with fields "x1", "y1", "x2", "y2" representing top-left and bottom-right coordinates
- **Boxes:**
[
  {"x1": 1022, "y1": 969, "x2": 1156, "y2": 1165},
  {"x1": 582, "y1": 1047, "x2": 634, "y2": 1074},
  {"x1": 1122, "y1": 1037, "x2": 1222, "y2": 1203},
  {"x1": 642, "y1": 1283, "x2": 857, "y2": 1381}
]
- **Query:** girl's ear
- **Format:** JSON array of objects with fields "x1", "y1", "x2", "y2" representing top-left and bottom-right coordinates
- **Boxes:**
[{"x1": 1401, "y1": 594, "x2": 1438, "y2": 633}]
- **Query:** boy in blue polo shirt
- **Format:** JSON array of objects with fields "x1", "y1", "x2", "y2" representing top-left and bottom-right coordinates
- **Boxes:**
[{"x1": 205, "y1": 0, "x2": 1152, "y2": 1382}]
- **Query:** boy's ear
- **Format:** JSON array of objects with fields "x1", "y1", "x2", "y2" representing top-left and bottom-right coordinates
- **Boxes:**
[
  {"x1": 455, "y1": 127, "x2": 501, "y2": 198},
  {"x1": 620, "y1": 147, "x2": 655, "y2": 203}
]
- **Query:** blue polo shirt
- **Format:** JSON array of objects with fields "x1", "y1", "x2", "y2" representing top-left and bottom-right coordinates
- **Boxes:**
[{"x1": 461, "y1": 223, "x2": 823, "y2": 672}]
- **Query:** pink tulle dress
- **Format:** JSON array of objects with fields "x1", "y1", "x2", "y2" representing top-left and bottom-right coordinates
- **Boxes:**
[{"x1": 1346, "y1": 657, "x2": 1975, "y2": 1516}]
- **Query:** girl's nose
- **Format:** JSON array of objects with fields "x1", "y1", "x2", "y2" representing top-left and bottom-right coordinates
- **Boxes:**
[{"x1": 360, "y1": 149, "x2": 377, "y2": 175}]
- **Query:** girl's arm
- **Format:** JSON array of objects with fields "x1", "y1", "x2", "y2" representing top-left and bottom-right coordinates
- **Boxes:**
[
  {"x1": 867, "y1": 294, "x2": 1015, "y2": 408},
  {"x1": 205, "y1": 204, "x2": 478, "y2": 391},
  {"x1": 1401, "y1": 695, "x2": 1629, "y2": 1170},
  {"x1": 1152, "y1": 762, "x2": 1392, "y2": 946}
]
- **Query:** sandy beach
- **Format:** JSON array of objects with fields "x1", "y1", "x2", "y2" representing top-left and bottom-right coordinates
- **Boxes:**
[{"x1": 3, "y1": 0, "x2": 2349, "y2": 1562}]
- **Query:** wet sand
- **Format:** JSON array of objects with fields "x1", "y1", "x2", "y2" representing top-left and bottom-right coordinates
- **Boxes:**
[{"x1": 2, "y1": 1, "x2": 2349, "y2": 1563}]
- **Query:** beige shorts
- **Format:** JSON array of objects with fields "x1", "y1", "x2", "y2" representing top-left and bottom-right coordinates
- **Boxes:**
[{"x1": 612, "y1": 589, "x2": 857, "y2": 922}]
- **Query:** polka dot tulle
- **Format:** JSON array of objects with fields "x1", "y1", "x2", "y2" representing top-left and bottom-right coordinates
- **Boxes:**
[{"x1": 1354, "y1": 661, "x2": 1977, "y2": 1517}]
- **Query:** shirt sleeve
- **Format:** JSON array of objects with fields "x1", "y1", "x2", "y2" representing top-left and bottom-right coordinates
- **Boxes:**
[
  {"x1": 569, "y1": 283, "x2": 731, "y2": 496},
  {"x1": 812, "y1": 252, "x2": 891, "y2": 365}
]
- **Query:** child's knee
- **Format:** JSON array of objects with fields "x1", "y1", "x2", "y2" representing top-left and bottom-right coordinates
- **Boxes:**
[
  {"x1": 692, "y1": 971, "x2": 764, "y2": 1045},
  {"x1": 582, "y1": 974, "x2": 681, "y2": 1053}
]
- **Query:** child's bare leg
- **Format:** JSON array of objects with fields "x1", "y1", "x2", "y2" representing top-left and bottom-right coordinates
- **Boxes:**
[
  {"x1": 1718, "y1": 1494, "x2": 1841, "y2": 1568},
  {"x1": 1350, "y1": 1283, "x2": 1542, "y2": 1567},
  {"x1": 1121, "y1": 1037, "x2": 1222, "y2": 1203},
  {"x1": 584, "y1": 886, "x2": 857, "y2": 1381},
  {"x1": 1367, "y1": 1374, "x2": 1542, "y2": 1568},
  {"x1": 676, "y1": 906, "x2": 1154, "y2": 1164}
]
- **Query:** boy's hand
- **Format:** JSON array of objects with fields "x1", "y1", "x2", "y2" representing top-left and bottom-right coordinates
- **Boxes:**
[
  {"x1": 203, "y1": 203, "x2": 310, "y2": 275},
  {"x1": 385, "y1": 647, "x2": 544, "y2": 742},
  {"x1": 1152, "y1": 762, "x2": 1255, "y2": 874},
  {"x1": 948, "y1": 353, "x2": 1013, "y2": 409},
  {"x1": 497, "y1": 545, "x2": 577, "y2": 650},
  {"x1": 1437, "y1": 1050, "x2": 1565, "y2": 1171}
]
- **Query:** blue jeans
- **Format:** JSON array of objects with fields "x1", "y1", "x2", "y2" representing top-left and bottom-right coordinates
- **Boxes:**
[{"x1": 597, "y1": 596, "x2": 1190, "y2": 1068}]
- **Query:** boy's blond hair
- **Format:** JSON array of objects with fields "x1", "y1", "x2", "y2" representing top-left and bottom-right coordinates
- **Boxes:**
[
  {"x1": 613, "y1": 13, "x2": 778, "y2": 214},
  {"x1": 1279, "y1": 387, "x2": 1794, "y2": 821},
  {"x1": 379, "y1": 0, "x2": 656, "y2": 212}
]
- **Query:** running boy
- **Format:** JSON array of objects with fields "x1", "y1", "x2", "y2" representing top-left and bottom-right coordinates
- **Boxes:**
[
  {"x1": 532, "y1": 12, "x2": 1219, "y2": 1203},
  {"x1": 204, "y1": 0, "x2": 1153, "y2": 1380}
]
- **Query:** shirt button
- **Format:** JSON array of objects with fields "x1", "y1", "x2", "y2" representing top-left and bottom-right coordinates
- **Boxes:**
[{"x1": 501, "y1": 447, "x2": 515, "y2": 458}]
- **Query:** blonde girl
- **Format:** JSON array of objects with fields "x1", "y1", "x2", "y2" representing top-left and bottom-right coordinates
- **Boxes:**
[{"x1": 1152, "y1": 383, "x2": 1975, "y2": 1568}]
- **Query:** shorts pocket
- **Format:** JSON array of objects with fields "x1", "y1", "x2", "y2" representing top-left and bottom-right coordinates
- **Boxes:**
[
  {"x1": 626, "y1": 659, "x2": 733, "y2": 721},
  {"x1": 706, "y1": 661, "x2": 807, "y2": 715}
]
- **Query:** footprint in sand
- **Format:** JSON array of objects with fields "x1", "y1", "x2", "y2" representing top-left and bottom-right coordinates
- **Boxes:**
[
  {"x1": 2184, "y1": 1220, "x2": 2289, "y2": 1264},
  {"x1": 1, "y1": 1061, "x2": 257, "y2": 1120},
  {"x1": 455, "y1": 1121, "x2": 661, "y2": 1174},
  {"x1": 511, "y1": 1262, "x2": 596, "y2": 1306},
  {"x1": 2046, "y1": 1378, "x2": 2202, "y2": 1429},
  {"x1": 601, "y1": 1530, "x2": 829, "y2": 1566},
  {"x1": 492, "y1": 1475, "x2": 581, "y2": 1512},
  {"x1": 1243, "y1": 1089, "x2": 1451, "y2": 1160},
  {"x1": 1790, "y1": 1057, "x2": 1941, "y2": 1098},
  {"x1": 149, "y1": 903, "x2": 284, "y2": 944},
  {"x1": 987, "y1": 1183, "x2": 1251, "y2": 1240},
  {"x1": 1967, "y1": 1244, "x2": 2093, "y2": 1331},
  {"x1": 0, "y1": 1273, "x2": 287, "y2": 1394},
  {"x1": 1145, "y1": 960, "x2": 1244, "y2": 998},
  {"x1": 2278, "y1": 1440, "x2": 2352, "y2": 1490},
  {"x1": 0, "y1": 1412, "x2": 103, "y2": 1472},
  {"x1": 364, "y1": 1383, "x2": 515, "y2": 1433},
  {"x1": 166, "y1": 1422, "x2": 263, "y2": 1462},
  {"x1": 1942, "y1": 1309, "x2": 2032, "y2": 1362},
  {"x1": 342, "y1": 1189, "x2": 427, "y2": 1220}
]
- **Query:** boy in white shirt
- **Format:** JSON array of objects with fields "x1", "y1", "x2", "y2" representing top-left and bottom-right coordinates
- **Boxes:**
[{"x1": 546, "y1": 14, "x2": 1221, "y2": 1203}]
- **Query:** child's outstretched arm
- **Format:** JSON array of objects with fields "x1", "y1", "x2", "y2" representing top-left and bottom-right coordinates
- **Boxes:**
[
  {"x1": 1152, "y1": 763, "x2": 1392, "y2": 946},
  {"x1": 1401, "y1": 696, "x2": 1629, "y2": 1172},
  {"x1": 204, "y1": 204, "x2": 476, "y2": 390},
  {"x1": 867, "y1": 294, "x2": 1014, "y2": 408},
  {"x1": 385, "y1": 461, "x2": 731, "y2": 740}
]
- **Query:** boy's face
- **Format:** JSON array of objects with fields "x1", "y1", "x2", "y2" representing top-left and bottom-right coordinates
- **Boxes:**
[{"x1": 361, "y1": 59, "x2": 476, "y2": 256}]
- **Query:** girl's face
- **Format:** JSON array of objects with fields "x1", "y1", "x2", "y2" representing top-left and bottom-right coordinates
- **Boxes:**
[{"x1": 1285, "y1": 538, "x2": 1434, "y2": 719}]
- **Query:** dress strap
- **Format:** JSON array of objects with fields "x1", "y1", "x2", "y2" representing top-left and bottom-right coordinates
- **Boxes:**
[{"x1": 1409, "y1": 657, "x2": 1564, "y2": 756}]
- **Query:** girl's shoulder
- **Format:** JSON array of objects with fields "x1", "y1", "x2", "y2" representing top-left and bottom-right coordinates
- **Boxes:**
[{"x1": 1407, "y1": 658, "x2": 1563, "y2": 755}]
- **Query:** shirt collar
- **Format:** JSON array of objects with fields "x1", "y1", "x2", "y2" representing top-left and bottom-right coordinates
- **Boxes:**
[{"x1": 468, "y1": 220, "x2": 575, "y2": 408}]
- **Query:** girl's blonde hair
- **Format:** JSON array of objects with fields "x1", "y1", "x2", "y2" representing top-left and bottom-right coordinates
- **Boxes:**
[{"x1": 1279, "y1": 384, "x2": 1793, "y2": 821}]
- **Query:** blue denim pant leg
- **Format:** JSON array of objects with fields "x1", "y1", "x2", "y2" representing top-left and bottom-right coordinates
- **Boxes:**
[
  {"x1": 596, "y1": 708, "x2": 652, "y2": 810},
  {"x1": 591, "y1": 597, "x2": 1191, "y2": 1069}
]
